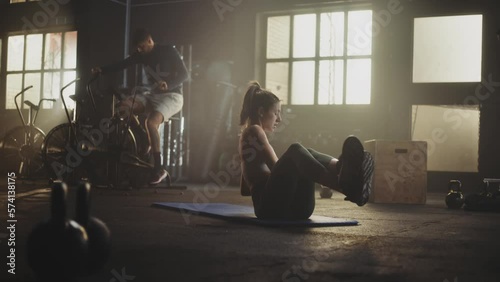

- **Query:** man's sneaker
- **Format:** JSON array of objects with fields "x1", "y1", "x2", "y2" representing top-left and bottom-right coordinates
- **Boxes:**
[
  {"x1": 150, "y1": 168, "x2": 169, "y2": 185},
  {"x1": 338, "y1": 136, "x2": 374, "y2": 206}
]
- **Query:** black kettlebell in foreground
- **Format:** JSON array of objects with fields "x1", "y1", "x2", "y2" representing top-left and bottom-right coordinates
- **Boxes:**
[
  {"x1": 76, "y1": 181, "x2": 111, "y2": 275},
  {"x1": 446, "y1": 180, "x2": 465, "y2": 209},
  {"x1": 27, "y1": 181, "x2": 88, "y2": 282}
]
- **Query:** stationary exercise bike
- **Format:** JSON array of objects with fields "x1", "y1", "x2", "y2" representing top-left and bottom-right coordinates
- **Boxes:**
[
  {"x1": 41, "y1": 76, "x2": 153, "y2": 188},
  {"x1": 93, "y1": 80, "x2": 156, "y2": 188},
  {"x1": 0, "y1": 86, "x2": 55, "y2": 179}
]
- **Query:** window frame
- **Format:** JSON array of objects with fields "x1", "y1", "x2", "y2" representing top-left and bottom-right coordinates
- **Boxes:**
[
  {"x1": 3, "y1": 29, "x2": 78, "y2": 110},
  {"x1": 411, "y1": 14, "x2": 483, "y2": 84},
  {"x1": 258, "y1": 5, "x2": 373, "y2": 106}
]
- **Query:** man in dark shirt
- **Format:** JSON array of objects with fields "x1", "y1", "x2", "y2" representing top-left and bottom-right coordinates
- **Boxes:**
[{"x1": 92, "y1": 28, "x2": 188, "y2": 185}]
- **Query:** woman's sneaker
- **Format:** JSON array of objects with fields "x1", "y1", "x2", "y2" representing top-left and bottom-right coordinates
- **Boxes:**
[{"x1": 338, "y1": 136, "x2": 374, "y2": 206}]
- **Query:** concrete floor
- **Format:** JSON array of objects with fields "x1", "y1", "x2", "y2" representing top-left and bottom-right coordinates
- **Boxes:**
[{"x1": 1, "y1": 178, "x2": 500, "y2": 282}]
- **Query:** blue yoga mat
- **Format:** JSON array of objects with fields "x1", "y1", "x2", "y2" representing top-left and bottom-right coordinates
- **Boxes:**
[{"x1": 151, "y1": 202, "x2": 358, "y2": 227}]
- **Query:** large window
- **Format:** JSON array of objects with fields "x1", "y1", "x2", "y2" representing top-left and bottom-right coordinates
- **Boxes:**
[
  {"x1": 263, "y1": 9, "x2": 373, "y2": 105},
  {"x1": 5, "y1": 31, "x2": 77, "y2": 110},
  {"x1": 413, "y1": 15, "x2": 483, "y2": 83},
  {"x1": 412, "y1": 105, "x2": 479, "y2": 172}
]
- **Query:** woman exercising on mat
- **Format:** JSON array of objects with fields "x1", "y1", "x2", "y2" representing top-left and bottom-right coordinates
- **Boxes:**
[{"x1": 238, "y1": 81, "x2": 374, "y2": 220}]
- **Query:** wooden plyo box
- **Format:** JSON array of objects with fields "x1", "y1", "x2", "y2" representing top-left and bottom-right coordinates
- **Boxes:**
[{"x1": 364, "y1": 140, "x2": 428, "y2": 204}]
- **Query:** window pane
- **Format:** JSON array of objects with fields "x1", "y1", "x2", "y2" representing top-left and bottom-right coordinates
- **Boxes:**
[
  {"x1": 62, "y1": 71, "x2": 77, "y2": 109},
  {"x1": 6, "y1": 74, "x2": 23, "y2": 109},
  {"x1": 320, "y1": 12, "x2": 344, "y2": 57},
  {"x1": 24, "y1": 73, "x2": 42, "y2": 107},
  {"x1": 267, "y1": 16, "x2": 290, "y2": 59},
  {"x1": 318, "y1": 60, "x2": 344, "y2": 105},
  {"x1": 265, "y1": 62, "x2": 289, "y2": 104},
  {"x1": 346, "y1": 59, "x2": 371, "y2": 104},
  {"x1": 291, "y1": 61, "x2": 315, "y2": 105},
  {"x1": 64, "y1": 31, "x2": 78, "y2": 69},
  {"x1": 7, "y1": 36, "x2": 24, "y2": 71},
  {"x1": 413, "y1": 15, "x2": 482, "y2": 83},
  {"x1": 293, "y1": 14, "x2": 316, "y2": 58},
  {"x1": 412, "y1": 105, "x2": 479, "y2": 172},
  {"x1": 43, "y1": 72, "x2": 61, "y2": 102},
  {"x1": 26, "y1": 34, "x2": 43, "y2": 70},
  {"x1": 44, "y1": 33, "x2": 62, "y2": 69},
  {"x1": 347, "y1": 10, "x2": 372, "y2": 56}
]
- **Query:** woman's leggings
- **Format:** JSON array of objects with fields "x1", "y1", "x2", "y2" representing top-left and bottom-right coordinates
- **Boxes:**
[{"x1": 252, "y1": 143, "x2": 334, "y2": 220}]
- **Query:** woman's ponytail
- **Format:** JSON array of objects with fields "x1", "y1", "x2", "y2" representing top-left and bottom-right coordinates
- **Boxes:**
[
  {"x1": 239, "y1": 81, "x2": 280, "y2": 126},
  {"x1": 240, "y1": 81, "x2": 261, "y2": 125}
]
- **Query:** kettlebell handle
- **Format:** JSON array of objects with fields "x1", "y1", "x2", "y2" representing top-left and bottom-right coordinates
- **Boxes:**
[
  {"x1": 76, "y1": 181, "x2": 92, "y2": 227},
  {"x1": 51, "y1": 181, "x2": 68, "y2": 223},
  {"x1": 448, "y1": 180, "x2": 462, "y2": 192}
]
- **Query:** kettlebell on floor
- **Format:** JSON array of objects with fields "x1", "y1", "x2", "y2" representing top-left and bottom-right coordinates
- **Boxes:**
[
  {"x1": 27, "y1": 181, "x2": 88, "y2": 282},
  {"x1": 445, "y1": 180, "x2": 464, "y2": 209},
  {"x1": 76, "y1": 180, "x2": 112, "y2": 276},
  {"x1": 320, "y1": 185, "x2": 333, "y2": 198}
]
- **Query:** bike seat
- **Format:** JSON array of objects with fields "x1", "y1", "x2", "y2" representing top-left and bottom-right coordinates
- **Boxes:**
[
  {"x1": 24, "y1": 101, "x2": 39, "y2": 110},
  {"x1": 69, "y1": 94, "x2": 86, "y2": 103}
]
